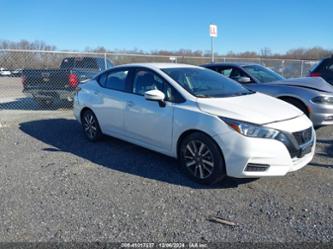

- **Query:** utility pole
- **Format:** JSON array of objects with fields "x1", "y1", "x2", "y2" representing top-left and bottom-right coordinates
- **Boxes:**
[{"x1": 211, "y1": 36, "x2": 214, "y2": 63}]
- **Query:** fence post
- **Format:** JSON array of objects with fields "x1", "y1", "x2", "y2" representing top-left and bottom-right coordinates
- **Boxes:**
[
  {"x1": 300, "y1": 60, "x2": 304, "y2": 77},
  {"x1": 104, "y1": 53, "x2": 107, "y2": 70}
]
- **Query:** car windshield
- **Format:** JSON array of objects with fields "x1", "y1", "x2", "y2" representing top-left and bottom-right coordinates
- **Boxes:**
[
  {"x1": 162, "y1": 67, "x2": 253, "y2": 98},
  {"x1": 243, "y1": 65, "x2": 285, "y2": 83}
]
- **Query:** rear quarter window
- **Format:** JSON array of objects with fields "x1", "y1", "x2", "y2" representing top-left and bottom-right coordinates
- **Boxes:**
[
  {"x1": 219, "y1": 68, "x2": 233, "y2": 77},
  {"x1": 98, "y1": 69, "x2": 129, "y2": 92},
  {"x1": 314, "y1": 58, "x2": 333, "y2": 72},
  {"x1": 327, "y1": 61, "x2": 333, "y2": 71},
  {"x1": 98, "y1": 73, "x2": 108, "y2": 87}
]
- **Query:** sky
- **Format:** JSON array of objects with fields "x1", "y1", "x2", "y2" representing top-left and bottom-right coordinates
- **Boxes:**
[{"x1": 1, "y1": 0, "x2": 332, "y2": 54}]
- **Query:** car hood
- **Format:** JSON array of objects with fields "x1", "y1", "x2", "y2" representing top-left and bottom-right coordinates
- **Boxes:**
[
  {"x1": 196, "y1": 92, "x2": 303, "y2": 125},
  {"x1": 267, "y1": 77, "x2": 333, "y2": 93}
]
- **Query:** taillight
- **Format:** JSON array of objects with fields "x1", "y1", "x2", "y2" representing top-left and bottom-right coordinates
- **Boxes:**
[
  {"x1": 309, "y1": 72, "x2": 321, "y2": 77},
  {"x1": 69, "y1": 73, "x2": 79, "y2": 88}
]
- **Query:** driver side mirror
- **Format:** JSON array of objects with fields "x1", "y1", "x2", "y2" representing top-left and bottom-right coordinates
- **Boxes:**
[
  {"x1": 237, "y1": 77, "x2": 251, "y2": 83},
  {"x1": 144, "y1": 89, "x2": 166, "y2": 107}
]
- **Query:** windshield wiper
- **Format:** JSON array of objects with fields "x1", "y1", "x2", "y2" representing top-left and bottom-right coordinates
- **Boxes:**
[
  {"x1": 195, "y1": 94, "x2": 210, "y2": 98},
  {"x1": 226, "y1": 91, "x2": 255, "y2": 97},
  {"x1": 237, "y1": 91, "x2": 255, "y2": 96}
]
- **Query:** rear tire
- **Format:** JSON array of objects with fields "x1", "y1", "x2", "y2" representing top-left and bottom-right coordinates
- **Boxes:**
[
  {"x1": 81, "y1": 109, "x2": 103, "y2": 142},
  {"x1": 179, "y1": 132, "x2": 226, "y2": 185}
]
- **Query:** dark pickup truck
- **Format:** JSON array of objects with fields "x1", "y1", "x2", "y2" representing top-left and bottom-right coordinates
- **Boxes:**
[
  {"x1": 309, "y1": 55, "x2": 333, "y2": 85},
  {"x1": 22, "y1": 57, "x2": 113, "y2": 106}
]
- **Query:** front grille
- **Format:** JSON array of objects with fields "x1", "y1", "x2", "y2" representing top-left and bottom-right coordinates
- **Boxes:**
[
  {"x1": 282, "y1": 127, "x2": 313, "y2": 159},
  {"x1": 292, "y1": 127, "x2": 312, "y2": 146},
  {"x1": 288, "y1": 147, "x2": 299, "y2": 159}
]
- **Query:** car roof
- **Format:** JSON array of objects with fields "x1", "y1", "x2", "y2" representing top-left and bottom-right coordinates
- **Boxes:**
[
  {"x1": 113, "y1": 63, "x2": 200, "y2": 70},
  {"x1": 201, "y1": 62, "x2": 260, "y2": 67}
]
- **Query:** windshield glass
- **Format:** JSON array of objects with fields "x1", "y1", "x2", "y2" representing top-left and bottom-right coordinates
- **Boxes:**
[
  {"x1": 162, "y1": 67, "x2": 253, "y2": 98},
  {"x1": 243, "y1": 65, "x2": 284, "y2": 83}
]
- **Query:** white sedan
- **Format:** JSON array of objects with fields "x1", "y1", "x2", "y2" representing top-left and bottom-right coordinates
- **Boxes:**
[
  {"x1": 0, "y1": 68, "x2": 11, "y2": 76},
  {"x1": 73, "y1": 63, "x2": 316, "y2": 185}
]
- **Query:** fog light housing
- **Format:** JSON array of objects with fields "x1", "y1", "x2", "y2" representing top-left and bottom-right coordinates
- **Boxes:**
[{"x1": 245, "y1": 163, "x2": 270, "y2": 172}]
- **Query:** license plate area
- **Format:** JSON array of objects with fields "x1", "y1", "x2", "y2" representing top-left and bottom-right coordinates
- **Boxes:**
[
  {"x1": 35, "y1": 92, "x2": 57, "y2": 99},
  {"x1": 298, "y1": 142, "x2": 313, "y2": 158}
]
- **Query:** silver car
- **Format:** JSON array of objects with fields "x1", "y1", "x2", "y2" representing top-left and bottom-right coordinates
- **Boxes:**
[{"x1": 202, "y1": 63, "x2": 333, "y2": 126}]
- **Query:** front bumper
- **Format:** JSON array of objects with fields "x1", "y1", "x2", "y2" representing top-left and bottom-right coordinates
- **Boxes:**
[
  {"x1": 310, "y1": 112, "x2": 333, "y2": 126},
  {"x1": 309, "y1": 102, "x2": 333, "y2": 126},
  {"x1": 214, "y1": 116, "x2": 316, "y2": 178}
]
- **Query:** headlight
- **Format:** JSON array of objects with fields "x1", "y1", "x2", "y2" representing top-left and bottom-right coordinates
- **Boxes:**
[
  {"x1": 220, "y1": 117, "x2": 296, "y2": 154},
  {"x1": 311, "y1": 96, "x2": 333, "y2": 105},
  {"x1": 220, "y1": 117, "x2": 280, "y2": 139}
]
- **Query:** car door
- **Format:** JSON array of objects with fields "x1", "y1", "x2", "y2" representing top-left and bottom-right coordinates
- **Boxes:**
[
  {"x1": 123, "y1": 68, "x2": 175, "y2": 152},
  {"x1": 93, "y1": 68, "x2": 131, "y2": 136}
]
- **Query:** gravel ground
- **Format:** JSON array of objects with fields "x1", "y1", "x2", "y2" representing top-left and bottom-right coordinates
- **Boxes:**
[
  {"x1": 0, "y1": 110, "x2": 332, "y2": 242},
  {"x1": 0, "y1": 77, "x2": 24, "y2": 99}
]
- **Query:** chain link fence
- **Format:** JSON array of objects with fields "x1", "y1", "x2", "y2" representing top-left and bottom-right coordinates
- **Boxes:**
[{"x1": 0, "y1": 49, "x2": 318, "y2": 112}]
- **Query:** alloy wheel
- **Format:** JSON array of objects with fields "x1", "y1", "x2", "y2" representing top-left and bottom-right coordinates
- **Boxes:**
[
  {"x1": 83, "y1": 112, "x2": 98, "y2": 140},
  {"x1": 184, "y1": 140, "x2": 215, "y2": 179}
]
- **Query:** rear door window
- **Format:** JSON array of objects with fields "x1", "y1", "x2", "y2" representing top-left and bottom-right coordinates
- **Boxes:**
[
  {"x1": 229, "y1": 68, "x2": 248, "y2": 81},
  {"x1": 216, "y1": 67, "x2": 248, "y2": 81},
  {"x1": 218, "y1": 68, "x2": 233, "y2": 77}
]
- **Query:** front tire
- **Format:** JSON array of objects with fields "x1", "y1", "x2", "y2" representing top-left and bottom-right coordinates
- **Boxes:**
[
  {"x1": 81, "y1": 109, "x2": 102, "y2": 142},
  {"x1": 179, "y1": 132, "x2": 226, "y2": 185}
]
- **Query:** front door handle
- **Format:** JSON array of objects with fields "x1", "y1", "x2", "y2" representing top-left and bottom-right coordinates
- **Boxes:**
[{"x1": 127, "y1": 101, "x2": 135, "y2": 107}]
